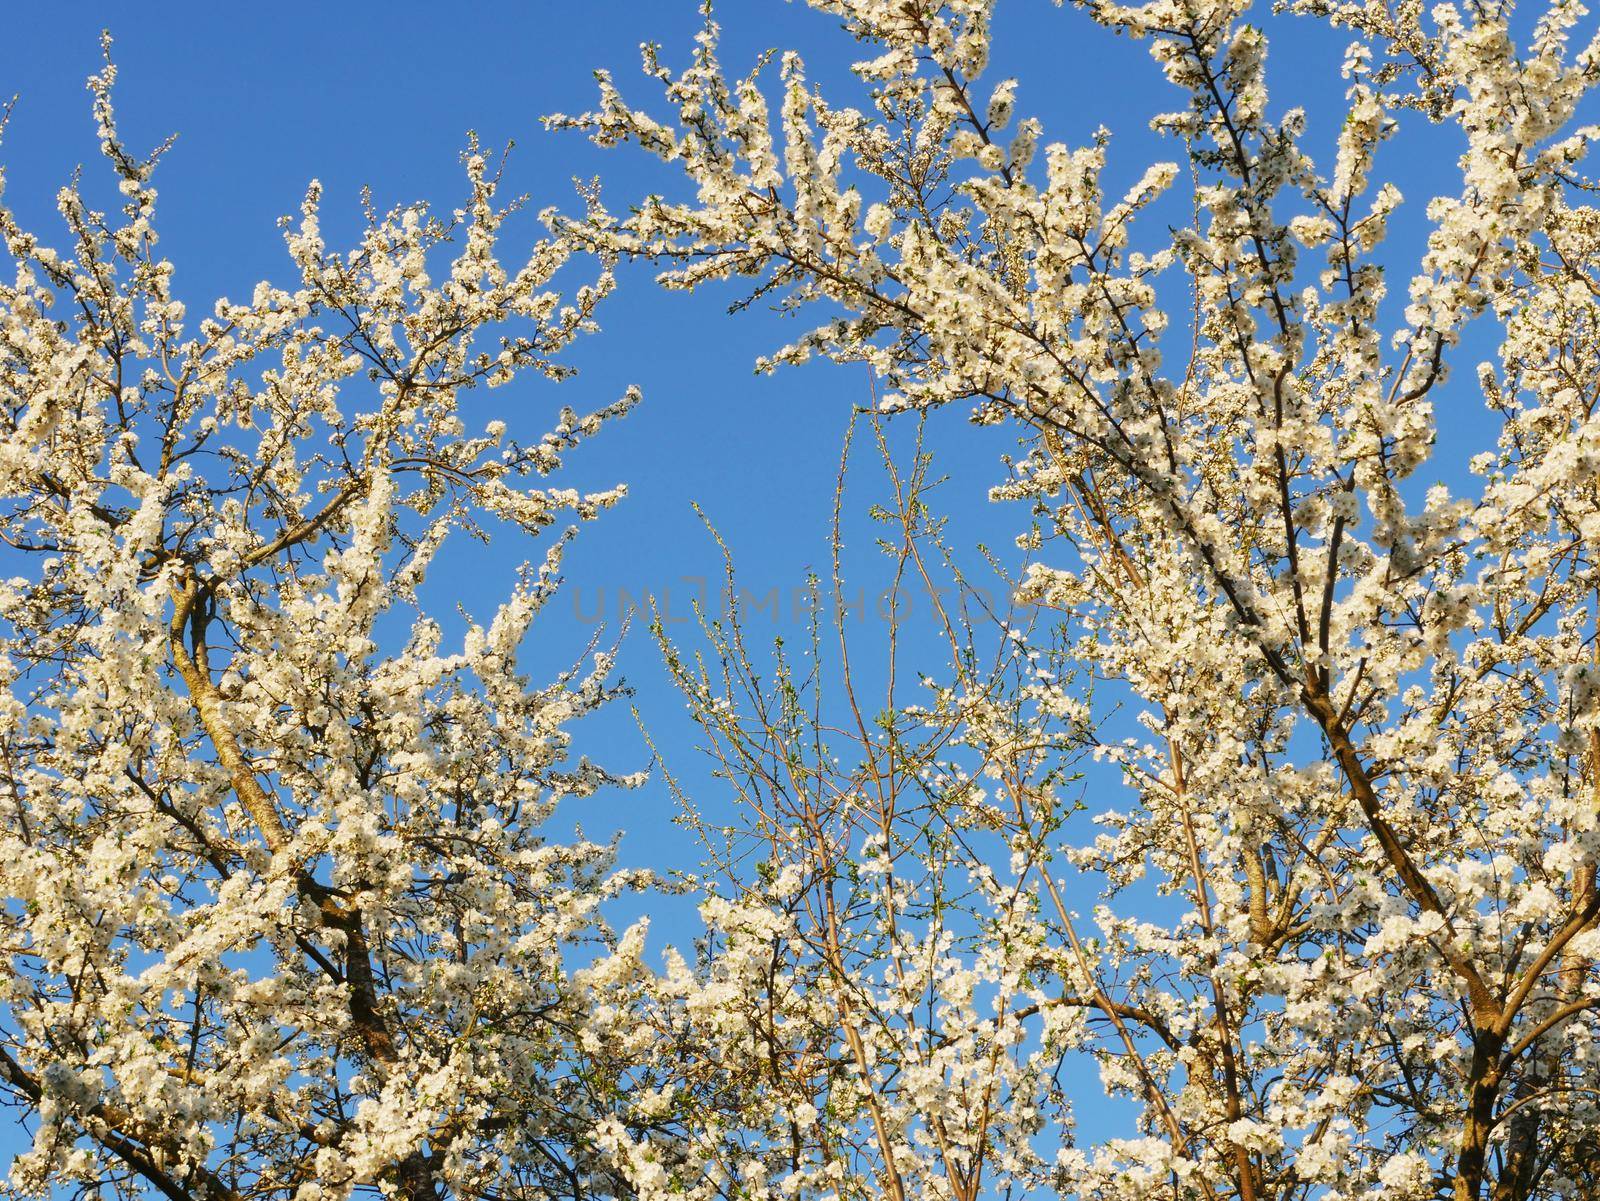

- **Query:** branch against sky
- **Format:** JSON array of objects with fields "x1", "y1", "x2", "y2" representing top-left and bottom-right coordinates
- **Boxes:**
[{"x1": 558, "y1": 0, "x2": 1600, "y2": 1197}]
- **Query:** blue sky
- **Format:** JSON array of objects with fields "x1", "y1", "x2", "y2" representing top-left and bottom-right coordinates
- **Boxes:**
[{"x1": 0, "y1": 0, "x2": 1518, "y2": 1177}]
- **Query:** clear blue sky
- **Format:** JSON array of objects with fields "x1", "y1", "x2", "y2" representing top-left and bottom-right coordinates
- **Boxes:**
[{"x1": 0, "y1": 0, "x2": 1511, "y2": 1174}]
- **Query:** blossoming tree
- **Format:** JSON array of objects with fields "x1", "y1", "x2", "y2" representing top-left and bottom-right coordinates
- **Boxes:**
[
  {"x1": 561, "y1": 0, "x2": 1600, "y2": 1197},
  {"x1": 0, "y1": 45, "x2": 684, "y2": 1201}
]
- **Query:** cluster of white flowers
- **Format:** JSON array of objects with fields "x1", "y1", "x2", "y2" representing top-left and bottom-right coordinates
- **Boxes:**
[
  {"x1": 560, "y1": 0, "x2": 1600, "y2": 1198},
  {"x1": 0, "y1": 38, "x2": 697, "y2": 1201}
]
